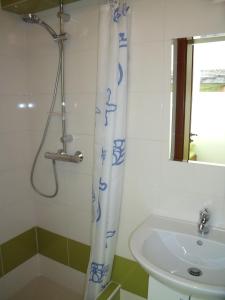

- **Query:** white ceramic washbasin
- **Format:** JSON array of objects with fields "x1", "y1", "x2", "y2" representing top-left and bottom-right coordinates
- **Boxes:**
[{"x1": 130, "y1": 215, "x2": 225, "y2": 299}]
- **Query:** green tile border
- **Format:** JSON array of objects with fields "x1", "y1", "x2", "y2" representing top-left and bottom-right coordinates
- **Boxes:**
[
  {"x1": 37, "y1": 227, "x2": 68, "y2": 266},
  {"x1": 111, "y1": 255, "x2": 149, "y2": 298},
  {"x1": 0, "y1": 227, "x2": 148, "y2": 298},
  {"x1": 1, "y1": 228, "x2": 37, "y2": 275},
  {"x1": 0, "y1": 246, "x2": 4, "y2": 278},
  {"x1": 97, "y1": 281, "x2": 120, "y2": 300},
  {"x1": 68, "y1": 238, "x2": 90, "y2": 273},
  {"x1": 37, "y1": 228, "x2": 91, "y2": 273}
]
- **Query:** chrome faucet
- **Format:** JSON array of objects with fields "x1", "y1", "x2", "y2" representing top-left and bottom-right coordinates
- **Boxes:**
[{"x1": 198, "y1": 208, "x2": 210, "y2": 235}]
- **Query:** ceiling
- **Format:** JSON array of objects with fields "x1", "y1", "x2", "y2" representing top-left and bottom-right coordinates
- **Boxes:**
[{"x1": 1, "y1": 0, "x2": 80, "y2": 15}]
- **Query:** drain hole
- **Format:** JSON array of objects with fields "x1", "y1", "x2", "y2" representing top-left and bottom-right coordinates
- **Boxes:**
[
  {"x1": 196, "y1": 240, "x2": 203, "y2": 246},
  {"x1": 188, "y1": 267, "x2": 202, "y2": 277}
]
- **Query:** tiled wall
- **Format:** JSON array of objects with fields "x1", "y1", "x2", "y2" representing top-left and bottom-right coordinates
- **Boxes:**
[
  {"x1": 0, "y1": 10, "x2": 36, "y2": 247},
  {"x1": 24, "y1": 0, "x2": 99, "y2": 294},
  {"x1": 0, "y1": 227, "x2": 89, "y2": 298},
  {"x1": 0, "y1": 10, "x2": 39, "y2": 297},
  {"x1": 116, "y1": 0, "x2": 225, "y2": 259},
  {"x1": 0, "y1": 227, "x2": 147, "y2": 299},
  {"x1": 26, "y1": 0, "x2": 98, "y2": 246},
  {"x1": 0, "y1": 2, "x2": 98, "y2": 296}
]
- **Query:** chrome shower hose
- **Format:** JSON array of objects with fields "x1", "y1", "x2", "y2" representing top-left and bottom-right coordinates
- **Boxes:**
[{"x1": 30, "y1": 42, "x2": 63, "y2": 198}]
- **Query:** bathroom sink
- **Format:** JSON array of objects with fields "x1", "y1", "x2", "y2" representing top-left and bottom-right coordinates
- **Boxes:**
[{"x1": 130, "y1": 215, "x2": 225, "y2": 299}]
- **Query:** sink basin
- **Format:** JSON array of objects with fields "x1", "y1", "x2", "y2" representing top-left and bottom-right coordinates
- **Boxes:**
[{"x1": 130, "y1": 215, "x2": 225, "y2": 299}]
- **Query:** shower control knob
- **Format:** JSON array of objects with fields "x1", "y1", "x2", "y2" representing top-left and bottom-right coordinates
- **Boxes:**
[{"x1": 74, "y1": 151, "x2": 83, "y2": 162}]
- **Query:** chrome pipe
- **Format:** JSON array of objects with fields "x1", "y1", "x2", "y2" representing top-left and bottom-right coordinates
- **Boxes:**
[
  {"x1": 58, "y1": 0, "x2": 67, "y2": 153},
  {"x1": 40, "y1": 21, "x2": 58, "y2": 39},
  {"x1": 59, "y1": 0, "x2": 64, "y2": 33},
  {"x1": 59, "y1": 41, "x2": 67, "y2": 153}
]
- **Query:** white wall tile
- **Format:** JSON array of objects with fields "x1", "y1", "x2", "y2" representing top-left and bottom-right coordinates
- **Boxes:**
[
  {"x1": 0, "y1": 11, "x2": 27, "y2": 58},
  {"x1": 165, "y1": 0, "x2": 225, "y2": 39},
  {"x1": 116, "y1": 139, "x2": 163, "y2": 258},
  {"x1": 35, "y1": 198, "x2": 70, "y2": 238},
  {"x1": 67, "y1": 206, "x2": 92, "y2": 244},
  {"x1": 161, "y1": 160, "x2": 225, "y2": 199},
  {"x1": 129, "y1": 42, "x2": 164, "y2": 92},
  {"x1": 65, "y1": 93, "x2": 96, "y2": 136},
  {"x1": 123, "y1": 139, "x2": 162, "y2": 200},
  {"x1": 0, "y1": 132, "x2": 33, "y2": 171},
  {"x1": 65, "y1": 5, "x2": 99, "y2": 52},
  {"x1": 157, "y1": 187, "x2": 225, "y2": 226},
  {"x1": 0, "y1": 11, "x2": 36, "y2": 245},
  {"x1": 34, "y1": 172, "x2": 92, "y2": 244},
  {"x1": 0, "y1": 168, "x2": 33, "y2": 207},
  {"x1": 0, "y1": 56, "x2": 27, "y2": 96},
  {"x1": 0, "y1": 196, "x2": 36, "y2": 244},
  {"x1": 127, "y1": 92, "x2": 165, "y2": 140},
  {"x1": 130, "y1": 0, "x2": 165, "y2": 44},
  {"x1": 16, "y1": 91, "x2": 95, "y2": 135},
  {"x1": 24, "y1": 93, "x2": 62, "y2": 133},
  {"x1": 35, "y1": 199, "x2": 92, "y2": 245},
  {"x1": 27, "y1": 54, "x2": 59, "y2": 95},
  {"x1": 65, "y1": 48, "x2": 98, "y2": 94},
  {"x1": 58, "y1": 171, "x2": 92, "y2": 209},
  {"x1": 0, "y1": 95, "x2": 33, "y2": 133}
]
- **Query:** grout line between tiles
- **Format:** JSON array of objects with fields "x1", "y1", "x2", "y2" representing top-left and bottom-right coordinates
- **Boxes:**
[
  {"x1": 108, "y1": 284, "x2": 121, "y2": 300},
  {"x1": 66, "y1": 238, "x2": 70, "y2": 266},
  {"x1": 0, "y1": 245, "x2": 5, "y2": 276},
  {"x1": 35, "y1": 227, "x2": 39, "y2": 253}
]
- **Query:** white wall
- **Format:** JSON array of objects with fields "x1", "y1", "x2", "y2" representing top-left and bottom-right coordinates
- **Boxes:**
[
  {"x1": 0, "y1": 11, "x2": 39, "y2": 297},
  {"x1": 116, "y1": 0, "x2": 225, "y2": 259},
  {"x1": 0, "y1": 10, "x2": 36, "y2": 244},
  {"x1": 1, "y1": 0, "x2": 225, "y2": 294}
]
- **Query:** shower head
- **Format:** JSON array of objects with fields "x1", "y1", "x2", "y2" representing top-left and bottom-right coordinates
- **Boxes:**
[
  {"x1": 22, "y1": 13, "x2": 58, "y2": 40},
  {"x1": 22, "y1": 14, "x2": 41, "y2": 24}
]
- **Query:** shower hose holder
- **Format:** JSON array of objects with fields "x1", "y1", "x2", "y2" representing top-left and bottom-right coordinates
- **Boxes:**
[{"x1": 45, "y1": 149, "x2": 83, "y2": 163}]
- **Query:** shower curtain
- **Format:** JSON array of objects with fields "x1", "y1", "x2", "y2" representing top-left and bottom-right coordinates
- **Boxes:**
[{"x1": 84, "y1": 1, "x2": 130, "y2": 299}]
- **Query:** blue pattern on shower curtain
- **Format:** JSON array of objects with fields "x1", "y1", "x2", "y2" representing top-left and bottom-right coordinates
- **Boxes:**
[{"x1": 84, "y1": 1, "x2": 130, "y2": 299}]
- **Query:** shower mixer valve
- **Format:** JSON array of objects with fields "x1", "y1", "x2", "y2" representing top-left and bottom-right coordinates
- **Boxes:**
[{"x1": 45, "y1": 149, "x2": 83, "y2": 163}]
